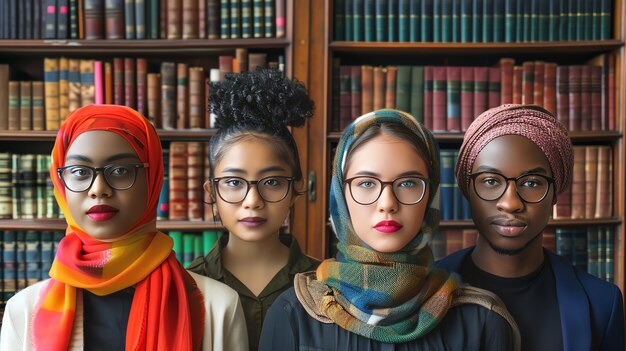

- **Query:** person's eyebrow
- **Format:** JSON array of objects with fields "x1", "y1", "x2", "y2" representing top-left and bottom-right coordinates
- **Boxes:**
[
  {"x1": 476, "y1": 165, "x2": 549, "y2": 175},
  {"x1": 65, "y1": 153, "x2": 139, "y2": 163},
  {"x1": 220, "y1": 165, "x2": 288, "y2": 175},
  {"x1": 351, "y1": 170, "x2": 426, "y2": 177}
]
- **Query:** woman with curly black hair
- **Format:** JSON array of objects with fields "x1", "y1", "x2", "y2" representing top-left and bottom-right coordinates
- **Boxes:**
[{"x1": 187, "y1": 69, "x2": 320, "y2": 351}]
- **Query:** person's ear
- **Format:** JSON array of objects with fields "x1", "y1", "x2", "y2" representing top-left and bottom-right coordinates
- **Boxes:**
[
  {"x1": 551, "y1": 188, "x2": 558, "y2": 206},
  {"x1": 203, "y1": 180, "x2": 216, "y2": 204}
]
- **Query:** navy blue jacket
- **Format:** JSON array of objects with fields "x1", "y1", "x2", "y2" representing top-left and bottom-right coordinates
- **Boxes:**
[{"x1": 437, "y1": 247, "x2": 625, "y2": 351}]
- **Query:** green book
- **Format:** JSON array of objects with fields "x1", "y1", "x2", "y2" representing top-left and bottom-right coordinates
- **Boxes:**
[
  {"x1": 515, "y1": 0, "x2": 524, "y2": 41},
  {"x1": 410, "y1": 66, "x2": 424, "y2": 123},
  {"x1": 241, "y1": 0, "x2": 252, "y2": 38},
  {"x1": 559, "y1": 0, "x2": 570, "y2": 40},
  {"x1": 504, "y1": 0, "x2": 515, "y2": 42},
  {"x1": 375, "y1": 0, "x2": 388, "y2": 41},
  {"x1": 409, "y1": 0, "x2": 420, "y2": 41},
  {"x1": 482, "y1": 0, "x2": 493, "y2": 42},
  {"x1": 605, "y1": 227, "x2": 614, "y2": 282},
  {"x1": 451, "y1": 0, "x2": 460, "y2": 42},
  {"x1": 353, "y1": 0, "x2": 363, "y2": 41},
  {"x1": 253, "y1": 0, "x2": 265, "y2": 38},
  {"x1": 263, "y1": 0, "x2": 274, "y2": 38},
  {"x1": 398, "y1": 0, "x2": 409, "y2": 42},
  {"x1": 345, "y1": 0, "x2": 353, "y2": 41},
  {"x1": 388, "y1": 0, "x2": 398, "y2": 41},
  {"x1": 600, "y1": 0, "x2": 611, "y2": 39},
  {"x1": 395, "y1": 66, "x2": 411, "y2": 112},
  {"x1": 433, "y1": 0, "x2": 441, "y2": 42},
  {"x1": 183, "y1": 233, "x2": 195, "y2": 267},
  {"x1": 421, "y1": 0, "x2": 433, "y2": 41},
  {"x1": 575, "y1": 0, "x2": 583, "y2": 40},
  {"x1": 530, "y1": 0, "x2": 538, "y2": 41},
  {"x1": 220, "y1": 0, "x2": 230, "y2": 39},
  {"x1": 169, "y1": 231, "x2": 184, "y2": 263},
  {"x1": 548, "y1": 0, "x2": 559, "y2": 41},
  {"x1": 335, "y1": 0, "x2": 345, "y2": 40},
  {"x1": 493, "y1": 0, "x2": 504, "y2": 42},
  {"x1": 441, "y1": 0, "x2": 451, "y2": 42},
  {"x1": 364, "y1": 0, "x2": 375, "y2": 41},
  {"x1": 202, "y1": 231, "x2": 219, "y2": 253},
  {"x1": 461, "y1": 0, "x2": 473, "y2": 42},
  {"x1": 538, "y1": 0, "x2": 549, "y2": 41},
  {"x1": 472, "y1": 0, "x2": 482, "y2": 42}
]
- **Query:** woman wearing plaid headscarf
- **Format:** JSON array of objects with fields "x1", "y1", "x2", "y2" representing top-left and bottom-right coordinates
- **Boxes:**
[
  {"x1": 259, "y1": 109, "x2": 520, "y2": 350},
  {"x1": 0, "y1": 104, "x2": 248, "y2": 351}
]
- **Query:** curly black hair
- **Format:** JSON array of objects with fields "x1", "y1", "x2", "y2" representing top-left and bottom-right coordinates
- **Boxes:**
[{"x1": 208, "y1": 69, "x2": 315, "y2": 184}]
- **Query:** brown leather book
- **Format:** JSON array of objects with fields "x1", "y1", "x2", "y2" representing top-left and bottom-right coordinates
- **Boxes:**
[
  {"x1": 360, "y1": 65, "x2": 373, "y2": 115},
  {"x1": 570, "y1": 146, "x2": 586, "y2": 219},
  {"x1": 462, "y1": 229, "x2": 478, "y2": 249},
  {"x1": 385, "y1": 66, "x2": 397, "y2": 109},
  {"x1": 124, "y1": 58, "x2": 136, "y2": 109},
  {"x1": 372, "y1": 66, "x2": 385, "y2": 111},
  {"x1": 136, "y1": 58, "x2": 147, "y2": 117},
  {"x1": 205, "y1": 77, "x2": 210, "y2": 128},
  {"x1": 349, "y1": 66, "x2": 361, "y2": 120},
  {"x1": 105, "y1": 0, "x2": 124, "y2": 39},
  {"x1": 58, "y1": 57, "x2": 69, "y2": 122},
  {"x1": 568, "y1": 65, "x2": 582, "y2": 131},
  {"x1": 186, "y1": 142, "x2": 203, "y2": 221},
  {"x1": 499, "y1": 58, "x2": 514, "y2": 104},
  {"x1": 160, "y1": 0, "x2": 167, "y2": 38},
  {"x1": 68, "y1": 59, "x2": 81, "y2": 114},
  {"x1": 147, "y1": 73, "x2": 161, "y2": 128},
  {"x1": 595, "y1": 146, "x2": 612, "y2": 218},
  {"x1": 32, "y1": 82, "x2": 45, "y2": 131},
  {"x1": 80, "y1": 60, "x2": 95, "y2": 106},
  {"x1": 169, "y1": 142, "x2": 188, "y2": 221},
  {"x1": 236, "y1": 48, "x2": 249, "y2": 72},
  {"x1": 589, "y1": 66, "x2": 602, "y2": 131},
  {"x1": 44, "y1": 58, "x2": 60, "y2": 130},
  {"x1": 580, "y1": 65, "x2": 591, "y2": 131},
  {"x1": 19, "y1": 81, "x2": 32, "y2": 131},
  {"x1": 104, "y1": 62, "x2": 113, "y2": 104},
  {"x1": 167, "y1": 0, "x2": 181, "y2": 39},
  {"x1": 182, "y1": 0, "x2": 198, "y2": 39},
  {"x1": 188, "y1": 67, "x2": 205, "y2": 129},
  {"x1": 218, "y1": 55, "x2": 233, "y2": 81},
  {"x1": 554, "y1": 180, "x2": 572, "y2": 219},
  {"x1": 512, "y1": 65, "x2": 522, "y2": 104},
  {"x1": 248, "y1": 53, "x2": 267, "y2": 70},
  {"x1": 8, "y1": 82, "x2": 20, "y2": 131},
  {"x1": 207, "y1": 0, "x2": 220, "y2": 39},
  {"x1": 521, "y1": 61, "x2": 534, "y2": 104},
  {"x1": 584, "y1": 146, "x2": 599, "y2": 219},
  {"x1": 78, "y1": 0, "x2": 85, "y2": 38},
  {"x1": 0, "y1": 64, "x2": 9, "y2": 130},
  {"x1": 161, "y1": 62, "x2": 176, "y2": 129},
  {"x1": 338, "y1": 65, "x2": 351, "y2": 129},
  {"x1": 543, "y1": 62, "x2": 557, "y2": 116},
  {"x1": 113, "y1": 57, "x2": 124, "y2": 105},
  {"x1": 84, "y1": 0, "x2": 104, "y2": 39},
  {"x1": 533, "y1": 61, "x2": 544, "y2": 109},
  {"x1": 199, "y1": 0, "x2": 206, "y2": 39},
  {"x1": 176, "y1": 63, "x2": 188, "y2": 129}
]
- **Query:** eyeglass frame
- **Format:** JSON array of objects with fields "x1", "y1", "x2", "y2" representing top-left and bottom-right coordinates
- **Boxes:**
[
  {"x1": 469, "y1": 171, "x2": 555, "y2": 203},
  {"x1": 344, "y1": 176, "x2": 430, "y2": 206},
  {"x1": 211, "y1": 176, "x2": 295, "y2": 204},
  {"x1": 57, "y1": 163, "x2": 149, "y2": 193}
]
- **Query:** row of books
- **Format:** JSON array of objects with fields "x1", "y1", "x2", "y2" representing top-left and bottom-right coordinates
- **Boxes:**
[
  {"x1": 334, "y1": 54, "x2": 615, "y2": 132},
  {"x1": 554, "y1": 146, "x2": 613, "y2": 220},
  {"x1": 0, "y1": 229, "x2": 225, "y2": 308},
  {"x1": 440, "y1": 149, "x2": 471, "y2": 221},
  {"x1": 431, "y1": 226, "x2": 615, "y2": 283},
  {"x1": 0, "y1": 49, "x2": 283, "y2": 131},
  {"x1": 0, "y1": 0, "x2": 286, "y2": 40},
  {"x1": 334, "y1": 0, "x2": 612, "y2": 42}
]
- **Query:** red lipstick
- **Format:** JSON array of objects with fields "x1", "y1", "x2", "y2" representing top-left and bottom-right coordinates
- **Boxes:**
[
  {"x1": 239, "y1": 217, "x2": 267, "y2": 228},
  {"x1": 374, "y1": 220, "x2": 403, "y2": 234},
  {"x1": 86, "y1": 205, "x2": 119, "y2": 222}
]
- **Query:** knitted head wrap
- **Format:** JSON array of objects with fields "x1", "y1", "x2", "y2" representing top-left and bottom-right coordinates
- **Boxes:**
[{"x1": 456, "y1": 104, "x2": 574, "y2": 197}]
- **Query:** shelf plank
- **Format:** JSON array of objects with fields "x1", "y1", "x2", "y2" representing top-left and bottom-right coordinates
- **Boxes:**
[
  {"x1": 440, "y1": 217, "x2": 622, "y2": 228},
  {"x1": 327, "y1": 131, "x2": 622, "y2": 142},
  {"x1": 0, "y1": 129, "x2": 218, "y2": 141},
  {"x1": 329, "y1": 40, "x2": 624, "y2": 55},
  {"x1": 0, "y1": 39, "x2": 290, "y2": 54},
  {"x1": 0, "y1": 219, "x2": 225, "y2": 231}
]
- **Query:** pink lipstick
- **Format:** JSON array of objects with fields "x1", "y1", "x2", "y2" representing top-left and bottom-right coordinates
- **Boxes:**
[
  {"x1": 374, "y1": 220, "x2": 403, "y2": 234},
  {"x1": 86, "y1": 205, "x2": 119, "y2": 222},
  {"x1": 240, "y1": 217, "x2": 267, "y2": 228}
]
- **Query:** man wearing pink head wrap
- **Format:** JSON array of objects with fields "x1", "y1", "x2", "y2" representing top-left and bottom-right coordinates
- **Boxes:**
[{"x1": 437, "y1": 104, "x2": 624, "y2": 351}]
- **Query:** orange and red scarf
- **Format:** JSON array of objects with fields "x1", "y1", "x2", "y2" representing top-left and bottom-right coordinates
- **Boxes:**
[{"x1": 31, "y1": 105, "x2": 204, "y2": 350}]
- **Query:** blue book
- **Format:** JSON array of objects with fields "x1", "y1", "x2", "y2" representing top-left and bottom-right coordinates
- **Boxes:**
[
  {"x1": 24, "y1": 230, "x2": 40, "y2": 287},
  {"x1": 548, "y1": 0, "x2": 559, "y2": 41},
  {"x1": 451, "y1": 0, "x2": 461, "y2": 42},
  {"x1": 375, "y1": 0, "x2": 388, "y2": 41},
  {"x1": 408, "y1": 0, "x2": 420, "y2": 41},
  {"x1": 3, "y1": 231, "x2": 16, "y2": 302},
  {"x1": 421, "y1": 0, "x2": 433, "y2": 41},
  {"x1": 461, "y1": 0, "x2": 472, "y2": 42},
  {"x1": 555, "y1": 228, "x2": 573, "y2": 262},
  {"x1": 472, "y1": 0, "x2": 482, "y2": 42},
  {"x1": 483, "y1": 0, "x2": 493, "y2": 42},
  {"x1": 16, "y1": 231, "x2": 25, "y2": 290},
  {"x1": 586, "y1": 226, "x2": 599, "y2": 278},
  {"x1": 604, "y1": 227, "x2": 614, "y2": 282},
  {"x1": 571, "y1": 228, "x2": 587, "y2": 270},
  {"x1": 345, "y1": 0, "x2": 353, "y2": 41},
  {"x1": 493, "y1": 0, "x2": 504, "y2": 42},
  {"x1": 388, "y1": 0, "x2": 398, "y2": 41},
  {"x1": 40, "y1": 231, "x2": 54, "y2": 278},
  {"x1": 433, "y1": 0, "x2": 441, "y2": 42},
  {"x1": 157, "y1": 149, "x2": 170, "y2": 220},
  {"x1": 352, "y1": 0, "x2": 363, "y2": 41},
  {"x1": 364, "y1": 0, "x2": 375, "y2": 41},
  {"x1": 439, "y1": 150, "x2": 456, "y2": 220},
  {"x1": 441, "y1": 0, "x2": 451, "y2": 42},
  {"x1": 600, "y1": 0, "x2": 611, "y2": 39},
  {"x1": 398, "y1": 0, "x2": 409, "y2": 42}
]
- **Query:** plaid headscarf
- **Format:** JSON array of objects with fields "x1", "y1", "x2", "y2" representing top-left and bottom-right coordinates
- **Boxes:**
[
  {"x1": 32, "y1": 105, "x2": 205, "y2": 351},
  {"x1": 316, "y1": 109, "x2": 460, "y2": 343}
]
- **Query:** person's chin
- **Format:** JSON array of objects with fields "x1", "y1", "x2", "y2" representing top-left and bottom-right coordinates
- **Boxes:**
[{"x1": 483, "y1": 232, "x2": 541, "y2": 256}]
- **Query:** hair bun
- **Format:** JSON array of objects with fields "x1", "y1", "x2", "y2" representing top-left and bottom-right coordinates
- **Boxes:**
[{"x1": 209, "y1": 69, "x2": 314, "y2": 130}]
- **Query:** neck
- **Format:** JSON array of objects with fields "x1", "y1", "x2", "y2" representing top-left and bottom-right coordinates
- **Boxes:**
[
  {"x1": 471, "y1": 235, "x2": 545, "y2": 277},
  {"x1": 223, "y1": 232, "x2": 289, "y2": 266}
]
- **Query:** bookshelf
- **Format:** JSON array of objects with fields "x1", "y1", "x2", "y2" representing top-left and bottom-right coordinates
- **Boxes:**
[{"x1": 298, "y1": 0, "x2": 626, "y2": 296}]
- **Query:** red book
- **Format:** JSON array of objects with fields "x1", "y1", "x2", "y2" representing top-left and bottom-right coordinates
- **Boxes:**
[
  {"x1": 460, "y1": 67, "x2": 474, "y2": 132},
  {"x1": 556, "y1": 65, "x2": 569, "y2": 129},
  {"x1": 590, "y1": 66, "x2": 602, "y2": 130},
  {"x1": 521, "y1": 61, "x2": 534, "y2": 104},
  {"x1": 136, "y1": 58, "x2": 148, "y2": 117},
  {"x1": 176, "y1": 63, "x2": 189, "y2": 129},
  {"x1": 113, "y1": 57, "x2": 124, "y2": 105},
  {"x1": 446, "y1": 66, "x2": 461, "y2": 132},
  {"x1": 473, "y1": 66, "x2": 488, "y2": 119},
  {"x1": 595, "y1": 146, "x2": 612, "y2": 218},
  {"x1": 423, "y1": 66, "x2": 434, "y2": 130},
  {"x1": 361, "y1": 65, "x2": 373, "y2": 115},
  {"x1": 339, "y1": 65, "x2": 352, "y2": 130},
  {"x1": 533, "y1": 61, "x2": 544, "y2": 109},
  {"x1": 512, "y1": 66, "x2": 522, "y2": 104},
  {"x1": 432, "y1": 66, "x2": 447, "y2": 132},
  {"x1": 499, "y1": 58, "x2": 514, "y2": 104},
  {"x1": 373, "y1": 67, "x2": 385, "y2": 111},
  {"x1": 554, "y1": 182, "x2": 572, "y2": 219},
  {"x1": 570, "y1": 146, "x2": 586, "y2": 219},
  {"x1": 218, "y1": 55, "x2": 233, "y2": 81},
  {"x1": 187, "y1": 142, "x2": 203, "y2": 221},
  {"x1": 543, "y1": 63, "x2": 557, "y2": 116},
  {"x1": 487, "y1": 67, "x2": 500, "y2": 109},
  {"x1": 169, "y1": 142, "x2": 188, "y2": 220},
  {"x1": 104, "y1": 62, "x2": 113, "y2": 104},
  {"x1": 580, "y1": 65, "x2": 591, "y2": 131},
  {"x1": 124, "y1": 58, "x2": 136, "y2": 109},
  {"x1": 584, "y1": 146, "x2": 598, "y2": 219},
  {"x1": 350, "y1": 66, "x2": 361, "y2": 120},
  {"x1": 385, "y1": 66, "x2": 397, "y2": 109},
  {"x1": 568, "y1": 65, "x2": 582, "y2": 131}
]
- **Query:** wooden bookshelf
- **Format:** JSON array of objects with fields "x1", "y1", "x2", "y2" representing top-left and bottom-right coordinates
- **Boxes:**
[{"x1": 297, "y1": 0, "x2": 626, "y2": 296}]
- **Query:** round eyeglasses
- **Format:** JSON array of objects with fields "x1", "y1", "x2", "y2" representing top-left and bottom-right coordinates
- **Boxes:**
[
  {"x1": 344, "y1": 176, "x2": 429, "y2": 205},
  {"x1": 470, "y1": 171, "x2": 554, "y2": 203},
  {"x1": 212, "y1": 176, "x2": 294, "y2": 203},
  {"x1": 57, "y1": 163, "x2": 149, "y2": 193}
]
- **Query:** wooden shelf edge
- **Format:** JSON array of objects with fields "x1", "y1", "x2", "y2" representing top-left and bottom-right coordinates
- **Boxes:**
[
  {"x1": 329, "y1": 40, "x2": 624, "y2": 55},
  {"x1": 0, "y1": 39, "x2": 291, "y2": 54},
  {"x1": 0, "y1": 219, "x2": 225, "y2": 231},
  {"x1": 0, "y1": 129, "x2": 218, "y2": 141},
  {"x1": 327, "y1": 131, "x2": 623, "y2": 142},
  {"x1": 440, "y1": 217, "x2": 622, "y2": 227}
]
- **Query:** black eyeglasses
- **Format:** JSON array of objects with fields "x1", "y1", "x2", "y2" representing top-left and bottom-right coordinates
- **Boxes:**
[
  {"x1": 344, "y1": 176, "x2": 430, "y2": 205},
  {"x1": 470, "y1": 171, "x2": 554, "y2": 203},
  {"x1": 57, "y1": 163, "x2": 149, "y2": 193},
  {"x1": 212, "y1": 176, "x2": 294, "y2": 203}
]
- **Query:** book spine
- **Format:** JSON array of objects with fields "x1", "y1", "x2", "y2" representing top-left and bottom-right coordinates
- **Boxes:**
[
  {"x1": 0, "y1": 65, "x2": 8, "y2": 130},
  {"x1": 432, "y1": 0, "x2": 441, "y2": 42},
  {"x1": 350, "y1": 66, "x2": 361, "y2": 120},
  {"x1": 335, "y1": 0, "x2": 345, "y2": 40},
  {"x1": 35, "y1": 155, "x2": 47, "y2": 219},
  {"x1": 44, "y1": 58, "x2": 60, "y2": 130},
  {"x1": 44, "y1": 0, "x2": 57, "y2": 39},
  {"x1": 423, "y1": 66, "x2": 433, "y2": 129},
  {"x1": 521, "y1": 61, "x2": 534, "y2": 104},
  {"x1": 595, "y1": 146, "x2": 612, "y2": 218},
  {"x1": 461, "y1": 0, "x2": 472, "y2": 42},
  {"x1": 67, "y1": 59, "x2": 80, "y2": 115},
  {"x1": 548, "y1": 0, "x2": 559, "y2": 41},
  {"x1": 533, "y1": 61, "x2": 544, "y2": 108},
  {"x1": 543, "y1": 62, "x2": 557, "y2": 115},
  {"x1": 363, "y1": 0, "x2": 375, "y2": 42},
  {"x1": 446, "y1": 66, "x2": 460, "y2": 132},
  {"x1": 471, "y1": 0, "x2": 482, "y2": 42},
  {"x1": 556, "y1": 65, "x2": 569, "y2": 127},
  {"x1": 482, "y1": 0, "x2": 493, "y2": 42},
  {"x1": 420, "y1": 0, "x2": 432, "y2": 41},
  {"x1": 147, "y1": 73, "x2": 161, "y2": 128},
  {"x1": 112, "y1": 58, "x2": 124, "y2": 105},
  {"x1": 157, "y1": 149, "x2": 169, "y2": 220},
  {"x1": 499, "y1": 58, "x2": 514, "y2": 104},
  {"x1": 167, "y1": 0, "x2": 181, "y2": 39},
  {"x1": 440, "y1": 150, "x2": 455, "y2": 220},
  {"x1": 360, "y1": 65, "x2": 373, "y2": 115},
  {"x1": 84, "y1": 0, "x2": 103, "y2": 39},
  {"x1": 207, "y1": 0, "x2": 220, "y2": 39},
  {"x1": 230, "y1": 0, "x2": 240, "y2": 39},
  {"x1": 460, "y1": 66, "x2": 474, "y2": 131},
  {"x1": 57, "y1": 0, "x2": 69, "y2": 38},
  {"x1": 339, "y1": 65, "x2": 352, "y2": 129},
  {"x1": 580, "y1": 64, "x2": 592, "y2": 130},
  {"x1": 135, "y1": 58, "x2": 147, "y2": 116},
  {"x1": 493, "y1": 0, "x2": 504, "y2": 42},
  {"x1": 387, "y1": 0, "x2": 397, "y2": 41},
  {"x1": 264, "y1": 0, "x2": 274, "y2": 37},
  {"x1": 169, "y1": 142, "x2": 188, "y2": 221},
  {"x1": 188, "y1": 67, "x2": 205, "y2": 129},
  {"x1": 135, "y1": 0, "x2": 145, "y2": 39},
  {"x1": 487, "y1": 67, "x2": 501, "y2": 108},
  {"x1": 187, "y1": 142, "x2": 203, "y2": 221},
  {"x1": 374, "y1": 0, "x2": 387, "y2": 41},
  {"x1": 122, "y1": 0, "x2": 134, "y2": 38},
  {"x1": 432, "y1": 66, "x2": 447, "y2": 132},
  {"x1": 568, "y1": 65, "x2": 582, "y2": 131},
  {"x1": 176, "y1": 63, "x2": 188, "y2": 129},
  {"x1": 395, "y1": 66, "x2": 411, "y2": 112},
  {"x1": 123, "y1": 58, "x2": 136, "y2": 109},
  {"x1": 397, "y1": 0, "x2": 409, "y2": 42},
  {"x1": 409, "y1": 66, "x2": 424, "y2": 123},
  {"x1": 589, "y1": 65, "x2": 602, "y2": 130},
  {"x1": 8, "y1": 81, "x2": 19, "y2": 131},
  {"x1": 94, "y1": 60, "x2": 103, "y2": 105},
  {"x1": 409, "y1": 0, "x2": 420, "y2": 41},
  {"x1": 352, "y1": 0, "x2": 362, "y2": 41},
  {"x1": 587, "y1": 227, "x2": 599, "y2": 277},
  {"x1": 384, "y1": 66, "x2": 397, "y2": 108},
  {"x1": 31, "y1": 82, "x2": 45, "y2": 131},
  {"x1": 570, "y1": 146, "x2": 586, "y2": 219},
  {"x1": 161, "y1": 62, "x2": 176, "y2": 130},
  {"x1": 104, "y1": 61, "x2": 113, "y2": 104},
  {"x1": 19, "y1": 81, "x2": 32, "y2": 131},
  {"x1": 584, "y1": 146, "x2": 598, "y2": 218},
  {"x1": 472, "y1": 66, "x2": 488, "y2": 119},
  {"x1": 372, "y1": 66, "x2": 385, "y2": 110},
  {"x1": 104, "y1": 0, "x2": 124, "y2": 39},
  {"x1": 58, "y1": 57, "x2": 69, "y2": 122},
  {"x1": 241, "y1": 0, "x2": 252, "y2": 39},
  {"x1": 0, "y1": 154, "x2": 12, "y2": 219}
]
